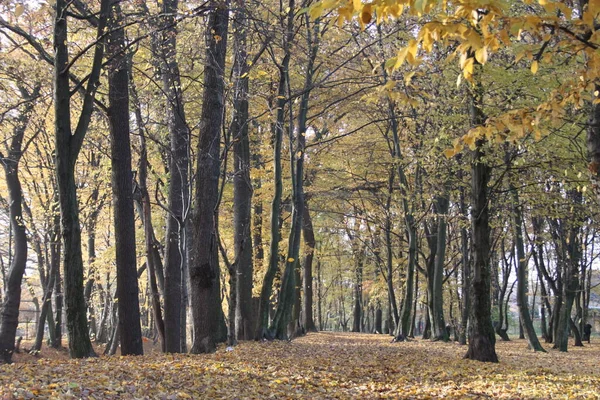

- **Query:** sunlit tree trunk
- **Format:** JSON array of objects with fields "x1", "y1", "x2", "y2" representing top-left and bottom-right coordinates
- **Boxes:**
[
  {"x1": 0, "y1": 85, "x2": 38, "y2": 363},
  {"x1": 53, "y1": 0, "x2": 110, "y2": 358}
]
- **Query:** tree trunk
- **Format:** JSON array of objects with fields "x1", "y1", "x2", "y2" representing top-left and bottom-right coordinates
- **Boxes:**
[
  {"x1": 385, "y1": 168, "x2": 400, "y2": 327},
  {"x1": 51, "y1": 208, "x2": 62, "y2": 349},
  {"x1": 431, "y1": 194, "x2": 449, "y2": 341},
  {"x1": 458, "y1": 157, "x2": 470, "y2": 346},
  {"x1": 255, "y1": 63, "x2": 287, "y2": 341},
  {"x1": 352, "y1": 251, "x2": 363, "y2": 333},
  {"x1": 130, "y1": 64, "x2": 165, "y2": 352},
  {"x1": 509, "y1": 173, "x2": 545, "y2": 351},
  {"x1": 464, "y1": 58, "x2": 498, "y2": 363},
  {"x1": 0, "y1": 85, "x2": 37, "y2": 363},
  {"x1": 231, "y1": 0, "x2": 254, "y2": 341},
  {"x1": 302, "y1": 202, "x2": 317, "y2": 332},
  {"x1": 555, "y1": 190, "x2": 582, "y2": 352},
  {"x1": 189, "y1": 1, "x2": 228, "y2": 353},
  {"x1": 158, "y1": 0, "x2": 190, "y2": 354},
  {"x1": 107, "y1": 2, "x2": 143, "y2": 356},
  {"x1": 32, "y1": 261, "x2": 56, "y2": 352},
  {"x1": 54, "y1": 0, "x2": 110, "y2": 358}
]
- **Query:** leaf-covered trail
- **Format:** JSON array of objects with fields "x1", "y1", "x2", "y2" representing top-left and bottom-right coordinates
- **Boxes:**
[{"x1": 1, "y1": 332, "x2": 599, "y2": 399}]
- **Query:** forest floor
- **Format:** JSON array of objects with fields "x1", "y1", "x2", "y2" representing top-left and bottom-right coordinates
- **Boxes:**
[{"x1": 1, "y1": 331, "x2": 599, "y2": 399}]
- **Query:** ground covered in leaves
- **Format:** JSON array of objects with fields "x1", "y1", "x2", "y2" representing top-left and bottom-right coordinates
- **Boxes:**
[{"x1": 1, "y1": 332, "x2": 599, "y2": 399}]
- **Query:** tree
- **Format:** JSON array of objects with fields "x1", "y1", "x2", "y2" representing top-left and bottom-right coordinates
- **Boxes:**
[
  {"x1": 189, "y1": 0, "x2": 229, "y2": 353},
  {"x1": 150, "y1": 0, "x2": 191, "y2": 354},
  {"x1": 255, "y1": 0, "x2": 293, "y2": 340},
  {"x1": 53, "y1": 0, "x2": 111, "y2": 358},
  {"x1": 0, "y1": 82, "x2": 39, "y2": 363},
  {"x1": 106, "y1": 1, "x2": 143, "y2": 356},
  {"x1": 463, "y1": 57, "x2": 498, "y2": 363},
  {"x1": 231, "y1": 0, "x2": 255, "y2": 341},
  {"x1": 506, "y1": 148, "x2": 545, "y2": 352}
]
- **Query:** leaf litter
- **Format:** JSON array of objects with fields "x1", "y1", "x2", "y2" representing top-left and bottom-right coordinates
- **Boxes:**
[{"x1": 1, "y1": 332, "x2": 599, "y2": 399}]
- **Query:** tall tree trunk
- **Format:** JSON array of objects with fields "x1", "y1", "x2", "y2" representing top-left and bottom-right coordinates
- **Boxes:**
[
  {"x1": 555, "y1": 190, "x2": 583, "y2": 352},
  {"x1": 51, "y1": 205, "x2": 62, "y2": 349},
  {"x1": 107, "y1": 2, "x2": 143, "y2": 356},
  {"x1": 386, "y1": 87, "x2": 416, "y2": 340},
  {"x1": 270, "y1": 0, "x2": 309, "y2": 341},
  {"x1": 130, "y1": 63, "x2": 165, "y2": 351},
  {"x1": 376, "y1": 25, "x2": 416, "y2": 339},
  {"x1": 464, "y1": 57, "x2": 498, "y2": 363},
  {"x1": 302, "y1": 202, "x2": 317, "y2": 332},
  {"x1": 532, "y1": 217, "x2": 556, "y2": 343},
  {"x1": 231, "y1": 0, "x2": 254, "y2": 341},
  {"x1": 352, "y1": 247, "x2": 363, "y2": 333},
  {"x1": 0, "y1": 85, "x2": 37, "y2": 363},
  {"x1": 189, "y1": 1, "x2": 229, "y2": 353},
  {"x1": 255, "y1": 55, "x2": 289, "y2": 341},
  {"x1": 385, "y1": 168, "x2": 400, "y2": 328},
  {"x1": 432, "y1": 194, "x2": 449, "y2": 341},
  {"x1": 458, "y1": 156, "x2": 470, "y2": 346},
  {"x1": 509, "y1": 169, "x2": 545, "y2": 352},
  {"x1": 32, "y1": 260, "x2": 56, "y2": 352},
  {"x1": 158, "y1": 0, "x2": 191, "y2": 354},
  {"x1": 54, "y1": 0, "x2": 109, "y2": 358}
]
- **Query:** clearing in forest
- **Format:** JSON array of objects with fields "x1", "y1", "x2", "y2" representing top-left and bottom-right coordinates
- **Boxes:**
[{"x1": 1, "y1": 332, "x2": 599, "y2": 399}]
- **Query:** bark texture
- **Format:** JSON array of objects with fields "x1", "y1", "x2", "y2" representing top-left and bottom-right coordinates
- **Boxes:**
[
  {"x1": 464, "y1": 59, "x2": 498, "y2": 363},
  {"x1": 231, "y1": 0, "x2": 254, "y2": 341},
  {"x1": 54, "y1": 0, "x2": 110, "y2": 358},
  {"x1": 190, "y1": 1, "x2": 229, "y2": 353},
  {"x1": 107, "y1": 3, "x2": 143, "y2": 356},
  {"x1": 0, "y1": 85, "x2": 37, "y2": 363}
]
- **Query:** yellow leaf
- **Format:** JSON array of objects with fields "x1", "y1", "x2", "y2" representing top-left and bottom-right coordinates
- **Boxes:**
[
  {"x1": 463, "y1": 133, "x2": 477, "y2": 150},
  {"x1": 407, "y1": 39, "x2": 418, "y2": 60},
  {"x1": 383, "y1": 80, "x2": 396, "y2": 90},
  {"x1": 288, "y1": 258, "x2": 295, "y2": 262},
  {"x1": 531, "y1": 60, "x2": 539, "y2": 74},
  {"x1": 15, "y1": 4, "x2": 24, "y2": 17},
  {"x1": 443, "y1": 148, "x2": 456, "y2": 159},
  {"x1": 353, "y1": 0, "x2": 362, "y2": 11},
  {"x1": 462, "y1": 57, "x2": 474, "y2": 79},
  {"x1": 309, "y1": 4, "x2": 323, "y2": 20},
  {"x1": 475, "y1": 47, "x2": 488, "y2": 65}
]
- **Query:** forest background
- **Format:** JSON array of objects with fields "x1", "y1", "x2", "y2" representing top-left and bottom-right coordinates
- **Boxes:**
[{"x1": 0, "y1": 0, "x2": 599, "y2": 369}]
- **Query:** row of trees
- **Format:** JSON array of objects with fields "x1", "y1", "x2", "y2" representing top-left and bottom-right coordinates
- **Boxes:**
[{"x1": 0, "y1": 0, "x2": 598, "y2": 364}]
